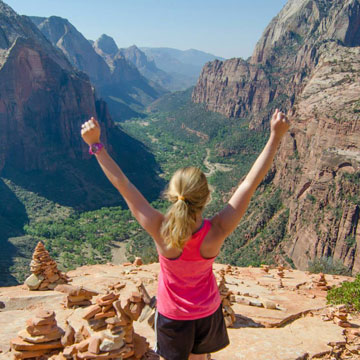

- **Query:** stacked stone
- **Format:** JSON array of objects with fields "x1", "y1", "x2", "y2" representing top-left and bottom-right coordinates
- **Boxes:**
[
  {"x1": 314, "y1": 273, "x2": 330, "y2": 291},
  {"x1": 225, "y1": 264, "x2": 233, "y2": 275},
  {"x1": 24, "y1": 242, "x2": 69, "y2": 291},
  {"x1": 277, "y1": 266, "x2": 285, "y2": 278},
  {"x1": 136, "y1": 282, "x2": 157, "y2": 330},
  {"x1": 62, "y1": 290, "x2": 149, "y2": 359},
  {"x1": 133, "y1": 257, "x2": 143, "y2": 266},
  {"x1": 332, "y1": 305, "x2": 352, "y2": 328},
  {"x1": 322, "y1": 305, "x2": 352, "y2": 328},
  {"x1": 107, "y1": 281, "x2": 126, "y2": 293},
  {"x1": 217, "y1": 271, "x2": 236, "y2": 328},
  {"x1": 10, "y1": 310, "x2": 64, "y2": 359},
  {"x1": 55, "y1": 284, "x2": 99, "y2": 308}
]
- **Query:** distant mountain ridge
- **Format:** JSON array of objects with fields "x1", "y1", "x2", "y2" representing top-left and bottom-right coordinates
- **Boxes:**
[
  {"x1": 141, "y1": 47, "x2": 225, "y2": 90},
  {"x1": 30, "y1": 17, "x2": 166, "y2": 121}
]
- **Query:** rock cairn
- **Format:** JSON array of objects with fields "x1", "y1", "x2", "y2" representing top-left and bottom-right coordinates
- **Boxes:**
[
  {"x1": 323, "y1": 305, "x2": 360, "y2": 358},
  {"x1": 24, "y1": 242, "x2": 69, "y2": 291},
  {"x1": 322, "y1": 305, "x2": 352, "y2": 328},
  {"x1": 10, "y1": 310, "x2": 64, "y2": 359},
  {"x1": 61, "y1": 285, "x2": 151, "y2": 359},
  {"x1": 136, "y1": 282, "x2": 157, "y2": 330},
  {"x1": 217, "y1": 270, "x2": 236, "y2": 328},
  {"x1": 277, "y1": 266, "x2": 285, "y2": 279},
  {"x1": 261, "y1": 264, "x2": 270, "y2": 273},
  {"x1": 55, "y1": 284, "x2": 99, "y2": 308},
  {"x1": 314, "y1": 273, "x2": 330, "y2": 291}
]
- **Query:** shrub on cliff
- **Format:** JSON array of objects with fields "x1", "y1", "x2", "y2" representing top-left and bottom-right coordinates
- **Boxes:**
[
  {"x1": 327, "y1": 274, "x2": 360, "y2": 311},
  {"x1": 308, "y1": 257, "x2": 351, "y2": 276}
]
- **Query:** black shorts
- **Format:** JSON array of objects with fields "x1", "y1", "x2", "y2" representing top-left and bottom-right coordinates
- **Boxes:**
[{"x1": 154, "y1": 304, "x2": 229, "y2": 360}]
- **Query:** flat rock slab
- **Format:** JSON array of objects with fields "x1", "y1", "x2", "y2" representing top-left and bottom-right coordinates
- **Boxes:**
[
  {"x1": 0, "y1": 264, "x2": 355, "y2": 360},
  {"x1": 216, "y1": 316, "x2": 345, "y2": 360}
]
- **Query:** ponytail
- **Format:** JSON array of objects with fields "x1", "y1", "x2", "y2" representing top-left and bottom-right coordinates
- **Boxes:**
[{"x1": 161, "y1": 167, "x2": 210, "y2": 250}]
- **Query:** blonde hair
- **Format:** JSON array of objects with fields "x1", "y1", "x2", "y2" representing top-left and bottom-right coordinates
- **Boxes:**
[{"x1": 161, "y1": 167, "x2": 210, "y2": 250}]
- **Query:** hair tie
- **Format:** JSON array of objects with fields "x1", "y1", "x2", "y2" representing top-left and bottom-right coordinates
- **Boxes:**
[{"x1": 178, "y1": 195, "x2": 185, "y2": 201}]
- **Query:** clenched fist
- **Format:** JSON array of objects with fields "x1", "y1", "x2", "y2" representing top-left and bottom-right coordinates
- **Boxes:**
[
  {"x1": 270, "y1": 109, "x2": 290, "y2": 139},
  {"x1": 81, "y1": 117, "x2": 101, "y2": 145}
]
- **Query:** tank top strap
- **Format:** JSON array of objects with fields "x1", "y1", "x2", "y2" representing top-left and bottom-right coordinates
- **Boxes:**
[{"x1": 181, "y1": 219, "x2": 211, "y2": 260}]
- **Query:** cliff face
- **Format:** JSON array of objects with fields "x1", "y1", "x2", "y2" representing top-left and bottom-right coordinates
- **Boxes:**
[
  {"x1": 273, "y1": 42, "x2": 360, "y2": 274},
  {"x1": 0, "y1": 0, "x2": 163, "y2": 285},
  {"x1": 192, "y1": 0, "x2": 360, "y2": 127},
  {"x1": 30, "y1": 16, "x2": 112, "y2": 86},
  {"x1": 0, "y1": 1, "x2": 162, "y2": 205},
  {"x1": 192, "y1": 0, "x2": 360, "y2": 274},
  {"x1": 0, "y1": 6, "x2": 108, "y2": 173},
  {"x1": 31, "y1": 19, "x2": 166, "y2": 121}
]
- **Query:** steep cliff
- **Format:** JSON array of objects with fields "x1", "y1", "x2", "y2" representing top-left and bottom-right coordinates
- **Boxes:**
[
  {"x1": 273, "y1": 42, "x2": 360, "y2": 274},
  {"x1": 30, "y1": 16, "x2": 111, "y2": 86},
  {"x1": 0, "y1": 1, "x2": 162, "y2": 283},
  {"x1": 191, "y1": 0, "x2": 360, "y2": 274},
  {"x1": 193, "y1": 0, "x2": 360, "y2": 127},
  {"x1": 0, "y1": 2, "x2": 161, "y2": 202}
]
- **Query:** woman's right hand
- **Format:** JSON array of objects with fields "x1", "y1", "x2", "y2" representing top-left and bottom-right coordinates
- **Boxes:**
[
  {"x1": 81, "y1": 117, "x2": 101, "y2": 145},
  {"x1": 270, "y1": 109, "x2": 290, "y2": 139}
]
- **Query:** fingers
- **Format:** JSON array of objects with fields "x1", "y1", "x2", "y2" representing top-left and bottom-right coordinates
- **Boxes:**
[
  {"x1": 91, "y1": 117, "x2": 100, "y2": 128},
  {"x1": 81, "y1": 117, "x2": 99, "y2": 133}
]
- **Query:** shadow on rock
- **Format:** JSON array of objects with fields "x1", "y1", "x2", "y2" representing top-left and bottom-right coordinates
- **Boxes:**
[{"x1": 232, "y1": 314, "x2": 264, "y2": 328}]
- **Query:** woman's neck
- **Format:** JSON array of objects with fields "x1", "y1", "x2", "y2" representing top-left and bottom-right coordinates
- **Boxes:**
[{"x1": 192, "y1": 213, "x2": 204, "y2": 234}]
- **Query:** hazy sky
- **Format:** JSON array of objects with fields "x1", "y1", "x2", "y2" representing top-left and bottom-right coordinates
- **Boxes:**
[{"x1": 6, "y1": 0, "x2": 288, "y2": 59}]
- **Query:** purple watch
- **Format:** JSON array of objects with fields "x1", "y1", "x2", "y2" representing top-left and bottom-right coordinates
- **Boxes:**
[{"x1": 89, "y1": 143, "x2": 104, "y2": 155}]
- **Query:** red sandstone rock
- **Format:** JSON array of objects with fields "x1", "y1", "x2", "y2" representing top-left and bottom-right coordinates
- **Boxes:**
[
  {"x1": 133, "y1": 257, "x2": 143, "y2": 266},
  {"x1": 61, "y1": 323, "x2": 75, "y2": 347},
  {"x1": 83, "y1": 305, "x2": 103, "y2": 320},
  {"x1": 10, "y1": 337, "x2": 63, "y2": 351},
  {"x1": 88, "y1": 336, "x2": 101, "y2": 354}
]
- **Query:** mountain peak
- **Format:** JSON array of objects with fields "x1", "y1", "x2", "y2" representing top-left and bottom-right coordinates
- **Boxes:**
[{"x1": 95, "y1": 33, "x2": 118, "y2": 56}]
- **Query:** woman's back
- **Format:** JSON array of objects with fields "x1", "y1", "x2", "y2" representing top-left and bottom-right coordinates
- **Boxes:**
[{"x1": 157, "y1": 219, "x2": 221, "y2": 320}]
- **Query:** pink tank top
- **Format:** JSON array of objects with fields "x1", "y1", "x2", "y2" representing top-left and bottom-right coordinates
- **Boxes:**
[{"x1": 157, "y1": 219, "x2": 221, "y2": 320}]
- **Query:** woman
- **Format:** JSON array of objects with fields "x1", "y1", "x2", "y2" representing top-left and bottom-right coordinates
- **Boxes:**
[{"x1": 81, "y1": 109, "x2": 289, "y2": 360}]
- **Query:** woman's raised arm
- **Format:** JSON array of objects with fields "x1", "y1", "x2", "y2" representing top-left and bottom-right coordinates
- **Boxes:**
[
  {"x1": 211, "y1": 109, "x2": 290, "y2": 240},
  {"x1": 81, "y1": 117, "x2": 164, "y2": 238}
]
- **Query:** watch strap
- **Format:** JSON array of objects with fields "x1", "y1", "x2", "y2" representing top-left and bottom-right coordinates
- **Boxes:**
[{"x1": 89, "y1": 143, "x2": 104, "y2": 155}]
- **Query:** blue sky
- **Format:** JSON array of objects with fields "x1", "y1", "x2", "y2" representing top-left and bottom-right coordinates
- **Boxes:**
[{"x1": 6, "y1": 0, "x2": 288, "y2": 59}]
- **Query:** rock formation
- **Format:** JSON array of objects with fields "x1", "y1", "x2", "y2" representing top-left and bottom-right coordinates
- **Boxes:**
[
  {"x1": 192, "y1": 0, "x2": 360, "y2": 274},
  {"x1": 0, "y1": 0, "x2": 161, "y2": 204},
  {"x1": 141, "y1": 47, "x2": 225, "y2": 91},
  {"x1": 0, "y1": 0, "x2": 163, "y2": 285},
  {"x1": 118, "y1": 45, "x2": 173, "y2": 92},
  {"x1": 55, "y1": 284, "x2": 98, "y2": 308},
  {"x1": 1, "y1": 263, "x2": 360, "y2": 360},
  {"x1": 24, "y1": 242, "x2": 69, "y2": 291},
  {"x1": 30, "y1": 16, "x2": 112, "y2": 87},
  {"x1": 272, "y1": 42, "x2": 360, "y2": 273},
  {"x1": 10, "y1": 310, "x2": 64, "y2": 359},
  {"x1": 192, "y1": 0, "x2": 360, "y2": 127},
  {"x1": 217, "y1": 269, "x2": 236, "y2": 327},
  {"x1": 63, "y1": 289, "x2": 149, "y2": 359},
  {"x1": 93, "y1": 34, "x2": 118, "y2": 61},
  {"x1": 30, "y1": 18, "x2": 166, "y2": 120}
]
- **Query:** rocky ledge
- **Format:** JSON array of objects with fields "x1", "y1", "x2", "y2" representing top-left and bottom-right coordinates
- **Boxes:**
[{"x1": 0, "y1": 263, "x2": 359, "y2": 360}]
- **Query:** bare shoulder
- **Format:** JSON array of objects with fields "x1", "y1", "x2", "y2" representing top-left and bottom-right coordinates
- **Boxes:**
[{"x1": 200, "y1": 216, "x2": 227, "y2": 258}]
